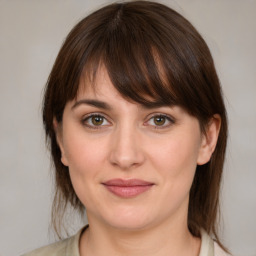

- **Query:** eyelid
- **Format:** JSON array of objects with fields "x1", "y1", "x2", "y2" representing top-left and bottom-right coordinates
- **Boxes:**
[
  {"x1": 81, "y1": 112, "x2": 112, "y2": 129},
  {"x1": 144, "y1": 113, "x2": 175, "y2": 129},
  {"x1": 80, "y1": 112, "x2": 175, "y2": 130}
]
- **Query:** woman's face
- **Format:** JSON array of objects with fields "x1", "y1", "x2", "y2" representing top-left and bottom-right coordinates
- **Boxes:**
[{"x1": 57, "y1": 66, "x2": 216, "y2": 231}]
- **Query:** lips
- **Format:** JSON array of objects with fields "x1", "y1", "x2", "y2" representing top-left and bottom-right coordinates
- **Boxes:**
[{"x1": 102, "y1": 179, "x2": 154, "y2": 198}]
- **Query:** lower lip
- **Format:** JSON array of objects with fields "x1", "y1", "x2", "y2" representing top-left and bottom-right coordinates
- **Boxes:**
[{"x1": 104, "y1": 185, "x2": 153, "y2": 198}]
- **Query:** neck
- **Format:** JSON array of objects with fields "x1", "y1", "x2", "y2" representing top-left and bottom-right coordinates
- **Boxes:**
[{"x1": 79, "y1": 214, "x2": 201, "y2": 256}]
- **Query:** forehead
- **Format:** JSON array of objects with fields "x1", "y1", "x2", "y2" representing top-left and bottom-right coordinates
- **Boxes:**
[
  {"x1": 78, "y1": 65, "x2": 120, "y2": 99},
  {"x1": 76, "y1": 62, "x2": 181, "y2": 111},
  {"x1": 72, "y1": 66, "x2": 193, "y2": 121},
  {"x1": 76, "y1": 64, "x2": 161, "y2": 108}
]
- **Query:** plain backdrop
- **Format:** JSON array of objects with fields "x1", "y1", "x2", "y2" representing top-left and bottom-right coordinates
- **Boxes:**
[{"x1": 0, "y1": 1, "x2": 255, "y2": 256}]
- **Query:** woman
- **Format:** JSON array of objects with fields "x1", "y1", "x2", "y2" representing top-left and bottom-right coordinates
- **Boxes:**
[{"x1": 24, "y1": 1, "x2": 229, "y2": 255}]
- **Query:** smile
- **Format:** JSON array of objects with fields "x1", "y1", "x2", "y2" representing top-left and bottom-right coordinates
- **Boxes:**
[{"x1": 102, "y1": 179, "x2": 154, "y2": 198}]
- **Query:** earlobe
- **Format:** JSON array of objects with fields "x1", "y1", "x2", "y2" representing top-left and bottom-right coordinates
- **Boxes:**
[
  {"x1": 197, "y1": 114, "x2": 221, "y2": 165},
  {"x1": 53, "y1": 118, "x2": 69, "y2": 167}
]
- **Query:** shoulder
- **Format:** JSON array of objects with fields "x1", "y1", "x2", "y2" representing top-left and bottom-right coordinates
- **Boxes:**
[
  {"x1": 214, "y1": 242, "x2": 232, "y2": 256},
  {"x1": 200, "y1": 229, "x2": 232, "y2": 256},
  {"x1": 21, "y1": 227, "x2": 84, "y2": 256},
  {"x1": 22, "y1": 238, "x2": 70, "y2": 256}
]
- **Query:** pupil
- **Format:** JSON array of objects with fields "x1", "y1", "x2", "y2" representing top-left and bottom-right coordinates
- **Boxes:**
[
  {"x1": 92, "y1": 116, "x2": 103, "y2": 125},
  {"x1": 154, "y1": 116, "x2": 165, "y2": 125}
]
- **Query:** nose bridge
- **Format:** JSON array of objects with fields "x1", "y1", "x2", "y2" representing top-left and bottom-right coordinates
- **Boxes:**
[{"x1": 109, "y1": 121, "x2": 144, "y2": 169}]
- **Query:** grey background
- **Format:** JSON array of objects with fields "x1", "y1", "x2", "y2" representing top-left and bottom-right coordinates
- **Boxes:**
[{"x1": 0, "y1": 0, "x2": 255, "y2": 256}]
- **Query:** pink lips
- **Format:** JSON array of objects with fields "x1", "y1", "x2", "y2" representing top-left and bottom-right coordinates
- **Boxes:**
[{"x1": 102, "y1": 179, "x2": 154, "y2": 198}]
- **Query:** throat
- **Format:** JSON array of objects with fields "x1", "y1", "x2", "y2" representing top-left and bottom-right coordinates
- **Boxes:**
[{"x1": 79, "y1": 225, "x2": 201, "y2": 256}]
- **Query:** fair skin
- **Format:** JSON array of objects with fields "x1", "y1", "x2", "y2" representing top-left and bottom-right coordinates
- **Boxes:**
[{"x1": 55, "y1": 66, "x2": 221, "y2": 256}]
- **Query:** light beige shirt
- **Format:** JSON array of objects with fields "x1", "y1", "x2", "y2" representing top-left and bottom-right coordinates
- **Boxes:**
[{"x1": 22, "y1": 227, "x2": 230, "y2": 256}]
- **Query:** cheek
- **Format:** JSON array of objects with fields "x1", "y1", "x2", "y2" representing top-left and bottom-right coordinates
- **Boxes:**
[
  {"x1": 150, "y1": 135, "x2": 200, "y2": 176},
  {"x1": 147, "y1": 130, "x2": 201, "y2": 201},
  {"x1": 62, "y1": 127, "x2": 108, "y2": 189},
  {"x1": 63, "y1": 126, "x2": 107, "y2": 171},
  {"x1": 62, "y1": 132, "x2": 109, "y2": 208},
  {"x1": 151, "y1": 134, "x2": 201, "y2": 210}
]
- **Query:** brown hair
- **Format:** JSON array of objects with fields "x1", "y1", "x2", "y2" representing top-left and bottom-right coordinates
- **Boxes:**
[{"x1": 43, "y1": 0, "x2": 228, "y2": 249}]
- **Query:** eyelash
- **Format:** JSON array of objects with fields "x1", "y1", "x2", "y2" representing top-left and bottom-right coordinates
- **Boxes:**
[
  {"x1": 81, "y1": 113, "x2": 111, "y2": 130},
  {"x1": 146, "y1": 114, "x2": 175, "y2": 129},
  {"x1": 81, "y1": 113, "x2": 175, "y2": 130}
]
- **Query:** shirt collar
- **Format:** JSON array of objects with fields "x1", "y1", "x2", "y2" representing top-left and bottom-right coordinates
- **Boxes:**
[{"x1": 67, "y1": 226, "x2": 214, "y2": 256}]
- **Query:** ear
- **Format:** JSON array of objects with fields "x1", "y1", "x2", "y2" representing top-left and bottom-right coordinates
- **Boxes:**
[
  {"x1": 197, "y1": 114, "x2": 221, "y2": 165},
  {"x1": 53, "y1": 118, "x2": 69, "y2": 166}
]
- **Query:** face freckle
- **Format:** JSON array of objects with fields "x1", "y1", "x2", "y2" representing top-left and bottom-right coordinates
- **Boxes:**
[{"x1": 57, "y1": 65, "x2": 214, "y2": 232}]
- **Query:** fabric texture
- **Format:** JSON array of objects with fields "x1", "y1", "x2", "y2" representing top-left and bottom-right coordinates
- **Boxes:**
[{"x1": 22, "y1": 227, "x2": 230, "y2": 256}]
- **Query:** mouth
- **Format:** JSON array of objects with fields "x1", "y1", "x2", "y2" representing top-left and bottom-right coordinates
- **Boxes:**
[{"x1": 102, "y1": 179, "x2": 154, "y2": 198}]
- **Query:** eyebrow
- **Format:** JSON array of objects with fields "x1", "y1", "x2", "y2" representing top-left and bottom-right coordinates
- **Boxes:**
[
  {"x1": 72, "y1": 99, "x2": 112, "y2": 110},
  {"x1": 140, "y1": 101, "x2": 174, "y2": 109},
  {"x1": 72, "y1": 98, "x2": 174, "y2": 111}
]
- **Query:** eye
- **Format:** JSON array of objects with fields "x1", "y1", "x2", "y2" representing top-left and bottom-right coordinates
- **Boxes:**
[
  {"x1": 146, "y1": 114, "x2": 174, "y2": 129},
  {"x1": 82, "y1": 114, "x2": 111, "y2": 129}
]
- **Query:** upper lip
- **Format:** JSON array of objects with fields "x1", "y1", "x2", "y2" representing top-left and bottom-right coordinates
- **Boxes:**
[{"x1": 102, "y1": 179, "x2": 154, "y2": 186}]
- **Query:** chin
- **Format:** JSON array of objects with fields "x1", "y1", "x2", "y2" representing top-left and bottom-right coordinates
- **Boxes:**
[
  {"x1": 100, "y1": 206, "x2": 157, "y2": 231},
  {"x1": 107, "y1": 219, "x2": 153, "y2": 231}
]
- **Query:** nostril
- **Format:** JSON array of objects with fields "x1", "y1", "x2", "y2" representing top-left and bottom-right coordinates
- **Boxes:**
[
  {"x1": 109, "y1": 127, "x2": 145, "y2": 169},
  {"x1": 109, "y1": 144, "x2": 145, "y2": 170}
]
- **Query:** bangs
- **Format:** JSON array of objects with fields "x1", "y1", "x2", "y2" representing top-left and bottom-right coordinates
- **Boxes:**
[
  {"x1": 56, "y1": 1, "x2": 218, "y2": 121},
  {"x1": 81, "y1": 35, "x2": 179, "y2": 108}
]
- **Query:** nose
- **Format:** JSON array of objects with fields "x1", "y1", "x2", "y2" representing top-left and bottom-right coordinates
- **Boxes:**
[{"x1": 109, "y1": 124, "x2": 145, "y2": 170}]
